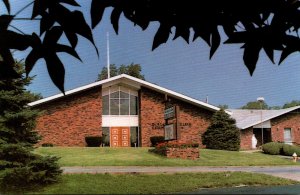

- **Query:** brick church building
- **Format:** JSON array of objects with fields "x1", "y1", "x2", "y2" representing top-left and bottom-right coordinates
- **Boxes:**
[{"x1": 29, "y1": 74, "x2": 300, "y2": 149}]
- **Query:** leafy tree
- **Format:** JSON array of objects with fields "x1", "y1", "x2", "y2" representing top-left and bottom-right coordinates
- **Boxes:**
[
  {"x1": 97, "y1": 64, "x2": 118, "y2": 81},
  {"x1": 97, "y1": 63, "x2": 145, "y2": 81},
  {"x1": 1, "y1": 1, "x2": 300, "y2": 92},
  {"x1": 218, "y1": 104, "x2": 229, "y2": 109},
  {"x1": 269, "y1": 106, "x2": 282, "y2": 110},
  {"x1": 0, "y1": 62, "x2": 61, "y2": 192},
  {"x1": 282, "y1": 100, "x2": 300, "y2": 109},
  {"x1": 202, "y1": 109, "x2": 240, "y2": 151},
  {"x1": 240, "y1": 101, "x2": 269, "y2": 110}
]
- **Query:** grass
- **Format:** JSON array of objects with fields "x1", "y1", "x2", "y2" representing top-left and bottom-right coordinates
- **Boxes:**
[
  {"x1": 28, "y1": 172, "x2": 299, "y2": 194},
  {"x1": 34, "y1": 147, "x2": 298, "y2": 166}
]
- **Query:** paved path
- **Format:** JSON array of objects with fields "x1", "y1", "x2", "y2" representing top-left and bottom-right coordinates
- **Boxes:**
[{"x1": 62, "y1": 166, "x2": 300, "y2": 181}]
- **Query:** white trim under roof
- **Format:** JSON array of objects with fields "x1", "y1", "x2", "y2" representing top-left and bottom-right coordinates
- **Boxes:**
[{"x1": 28, "y1": 74, "x2": 224, "y2": 113}]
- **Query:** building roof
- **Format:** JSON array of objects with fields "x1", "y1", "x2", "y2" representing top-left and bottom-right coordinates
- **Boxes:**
[
  {"x1": 29, "y1": 74, "x2": 222, "y2": 113},
  {"x1": 228, "y1": 106, "x2": 300, "y2": 129}
]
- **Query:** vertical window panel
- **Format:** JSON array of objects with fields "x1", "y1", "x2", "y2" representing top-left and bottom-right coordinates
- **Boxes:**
[
  {"x1": 120, "y1": 99, "x2": 129, "y2": 115},
  {"x1": 102, "y1": 95, "x2": 109, "y2": 115},
  {"x1": 110, "y1": 99, "x2": 119, "y2": 115},
  {"x1": 130, "y1": 95, "x2": 138, "y2": 115}
]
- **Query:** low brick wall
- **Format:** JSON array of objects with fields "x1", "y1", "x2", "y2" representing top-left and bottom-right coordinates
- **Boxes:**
[
  {"x1": 149, "y1": 147, "x2": 200, "y2": 160},
  {"x1": 166, "y1": 148, "x2": 199, "y2": 160}
]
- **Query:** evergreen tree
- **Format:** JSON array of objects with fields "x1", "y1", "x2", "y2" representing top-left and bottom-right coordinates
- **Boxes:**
[
  {"x1": 202, "y1": 109, "x2": 240, "y2": 151},
  {"x1": 0, "y1": 61, "x2": 61, "y2": 193}
]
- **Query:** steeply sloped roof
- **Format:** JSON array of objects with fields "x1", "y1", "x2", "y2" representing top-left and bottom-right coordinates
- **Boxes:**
[
  {"x1": 29, "y1": 74, "x2": 222, "y2": 113},
  {"x1": 228, "y1": 106, "x2": 300, "y2": 129}
]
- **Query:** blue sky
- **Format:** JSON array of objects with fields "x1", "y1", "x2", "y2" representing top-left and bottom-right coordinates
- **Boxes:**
[{"x1": 6, "y1": 1, "x2": 300, "y2": 108}]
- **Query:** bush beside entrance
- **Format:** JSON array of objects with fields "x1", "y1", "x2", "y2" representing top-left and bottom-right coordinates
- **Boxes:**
[{"x1": 262, "y1": 142, "x2": 300, "y2": 156}]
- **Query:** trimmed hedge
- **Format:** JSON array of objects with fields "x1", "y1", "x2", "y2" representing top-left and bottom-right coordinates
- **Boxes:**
[
  {"x1": 41, "y1": 143, "x2": 54, "y2": 147},
  {"x1": 150, "y1": 136, "x2": 165, "y2": 147},
  {"x1": 282, "y1": 144, "x2": 300, "y2": 156},
  {"x1": 262, "y1": 142, "x2": 284, "y2": 155},
  {"x1": 85, "y1": 136, "x2": 102, "y2": 147},
  {"x1": 262, "y1": 142, "x2": 300, "y2": 156}
]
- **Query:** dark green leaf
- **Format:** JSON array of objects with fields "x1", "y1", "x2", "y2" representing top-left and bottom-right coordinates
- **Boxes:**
[
  {"x1": 91, "y1": 0, "x2": 108, "y2": 29},
  {"x1": 279, "y1": 47, "x2": 295, "y2": 65},
  {"x1": 25, "y1": 49, "x2": 42, "y2": 76},
  {"x1": 0, "y1": 31, "x2": 31, "y2": 50},
  {"x1": 111, "y1": 8, "x2": 122, "y2": 34},
  {"x1": 55, "y1": 44, "x2": 81, "y2": 61},
  {"x1": 210, "y1": 28, "x2": 220, "y2": 59},
  {"x1": 224, "y1": 31, "x2": 249, "y2": 44},
  {"x1": 2, "y1": 0, "x2": 10, "y2": 14},
  {"x1": 60, "y1": 0, "x2": 80, "y2": 6},
  {"x1": 43, "y1": 26, "x2": 63, "y2": 45},
  {"x1": 68, "y1": 11, "x2": 98, "y2": 55},
  {"x1": 0, "y1": 15, "x2": 13, "y2": 30},
  {"x1": 193, "y1": 26, "x2": 211, "y2": 46},
  {"x1": 243, "y1": 43, "x2": 262, "y2": 75},
  {"x1": 40, "y1": 13, "x2": 55, "y2": 35},
  {"x1": 45, "y1": 55, "x2": 65, "y2": 93},
  {"x1": 263, "y1": 46, "x2": 274, "y2": 64},
  {"x1": 31, "y1": 0, "x2": 46, "y2": 19},
  {"x1": 65, "y1": 31, "x2": 78, "y2": 48},
  {"x1": 152, "y1": 24, "x2": 171, "y2": 50},
  {"x1": 173, "y1": 25, "x2": 190, "y2": 43}
]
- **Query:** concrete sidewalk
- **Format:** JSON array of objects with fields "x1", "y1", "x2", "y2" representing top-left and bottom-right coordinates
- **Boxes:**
[{"x1": 62, "y1": 166, "x2": 300, "y2": 181}]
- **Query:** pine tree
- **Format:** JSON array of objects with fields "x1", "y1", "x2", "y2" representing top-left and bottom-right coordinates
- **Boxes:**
[
  {"x1": 202, "y1": 109, "x2": 240, "y2": 151},
  {"x1": 0, "y1": 61, "x2": 62, "y2": 192}
]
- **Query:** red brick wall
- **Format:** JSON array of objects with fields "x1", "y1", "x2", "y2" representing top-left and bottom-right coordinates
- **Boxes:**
[
  {"x1": 271, "y1": 112, "x2": 300, "y2": 144},
  {"x1": 139, "y1": 87, "x2": 213, "y2": 147},
  {"x1": 240, "y1": 128, "x2": 253, "y2": 150},
  {"x1": 34, "y1": 87, "x2": 102, "y2": 146}
]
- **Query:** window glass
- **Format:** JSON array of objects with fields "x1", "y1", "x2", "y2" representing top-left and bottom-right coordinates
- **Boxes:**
[
  {"x1": 120, "y1": 91, "x2": 129, "y2": 98},
  {"x1": 102, "y1": 127, "x2": 110, "y2": 147},
  {"x1": 110, "y1": 91, "x2": 119, "y2": 99},
  {"x1": 110, "y1": 99, "x2": 119, "y2": 115},
  {"x1": 120, "y1": 99, "x2": 129, "y2": 115},
  {"x1": 102, "y1": 95, "x2": 109, "y2": 115},
  {"x1": 284, "y1": 128, "x2": 292, "y2": 142},
  {"x1": 130, "y1": 95, "x2": 138, "y2": 115}
]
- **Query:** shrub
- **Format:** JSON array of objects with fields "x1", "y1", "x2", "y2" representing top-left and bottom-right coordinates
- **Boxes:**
[
  {"x1": 41, "y1": 143, "x2": 54, "y2": 147},
  {"x1": 85, "y1": 136, "x2": 102, "y2": 147},
  {"x1": 282, "y1": 144, "x2": 300, "y2": 156},
  {"x1": 202, "y1": 109, "x2": 240, "y2": 151},
  {"x1": 262, "y1": 142, "x2": 284, "y2": 155},
  {"x1": 150, "y1": 136, "x2": 165, "y2": 147}
]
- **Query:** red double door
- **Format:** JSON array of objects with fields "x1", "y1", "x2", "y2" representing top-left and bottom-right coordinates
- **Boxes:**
[{"x1": 110, "y1": 127, "x2": 130, "y2": 147}]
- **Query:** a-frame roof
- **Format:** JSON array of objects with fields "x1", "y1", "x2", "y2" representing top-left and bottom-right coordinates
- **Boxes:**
[{"x1": 29, "y1": 74, "x2": 223, "y2": 113}]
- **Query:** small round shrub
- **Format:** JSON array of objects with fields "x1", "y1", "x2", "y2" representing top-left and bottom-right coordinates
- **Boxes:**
[
  {"x1": 150, "y1": 136, "x2": 165, "y2": 147},
  {"x1": 282, "y1": 144, "x2": 300, "y2": 156},
  {"x1": 41, "y1": 143, "x2": 54, "y2": 147},
  {"x1": 85, "y1": 136, "x2": 102, "y2": 147},
  {"x1": 262, "y1": 142, "x2": 284, "y2": 155}
]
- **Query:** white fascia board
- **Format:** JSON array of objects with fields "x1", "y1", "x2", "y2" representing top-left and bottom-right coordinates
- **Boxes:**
[
  {"x1": 120, "y1": 74, "x2": 228, "y2": 114},
  {"x1": 28, "y1": 74, "x2": 228, "y2": 114},
  {"x1": 28, "y1": 75, "x2": 125, "y2": 106}
]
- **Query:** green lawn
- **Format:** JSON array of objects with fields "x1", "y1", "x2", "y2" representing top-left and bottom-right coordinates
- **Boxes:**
[
  {"x1": 34, "y1": 147, "x2": 297, "y2": 166},
  {"x1": 28, "y1": 172, "x2": 298, "y2": 194}
]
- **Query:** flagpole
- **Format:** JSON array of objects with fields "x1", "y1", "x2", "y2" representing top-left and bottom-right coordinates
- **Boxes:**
[{"x1": 107, "y1": 32, "x2": 110, "y2": 79}]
